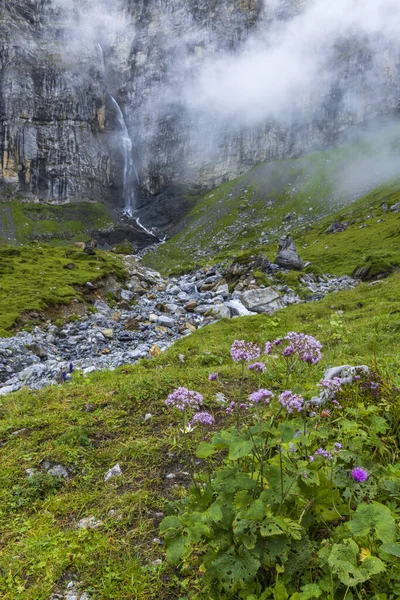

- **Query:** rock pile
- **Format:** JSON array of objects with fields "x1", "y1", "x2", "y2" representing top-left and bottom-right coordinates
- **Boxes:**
[{"x1": 0, "y1": 254, "x2": 356, "y2": 395}]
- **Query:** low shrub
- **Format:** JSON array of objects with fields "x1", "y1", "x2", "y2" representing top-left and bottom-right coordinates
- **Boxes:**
[{"x1": 161, "y1": 333, "x2": 400, "y2": 599}]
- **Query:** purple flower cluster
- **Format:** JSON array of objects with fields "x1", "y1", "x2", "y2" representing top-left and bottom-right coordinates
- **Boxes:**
[
  {"x1": 309, "y1": 443, "x2": 343, "y2": 462},
  {"x1": 279, "y1": 390, "x2": 304, "y2": 413},
  {"x1": 249, "y1": 389, "x2": 274, "y2": 405},
  {"x1": 208, "y1": 372, "x2": 219, "y2": 381},
  {"x1": 351, "y1": 467, "x2": 369, "y2": 483},
  {"x1": 190, "y1": 411, "x2": 215, "y2": 426},
  {"x1": 263, "y1": 332, "x2": 322, "y2": 365},
  {"x1": 309, "y1": 448, "x2": 333, "y2": 461},
  {"x1": 165, "y1": 387, "x2": 204, "y2": 411},
  {"x1": 231, "y1": 340, "x2": 261, "y2": 362},
  {"x1": 248, "y1": 362, "x2": 266, "y2": 373},
  {"x1": 226, "y1": 401, "x2": 236, "y2": 415},
  {"x1": 264, "y1": 342, "x2": 273, "y2": 355},
  {"x1": 318, "y1": 377, "x2": 343, "y2": 393},
  {"x1": 284, "y1": 332, "x2": 323, "y2": 365}
]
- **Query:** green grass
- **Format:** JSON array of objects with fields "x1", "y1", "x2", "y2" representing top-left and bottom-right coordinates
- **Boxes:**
[
  {"x1": 144, "y1": 131, "x2": 400, "y2": 276},
  {"x1": 0, "y1": 245, "x2": 124, "y2": 336},
  {"x1": 1, "y1": 271, "x2": 400, "y2": 598},
  {"x1": 0, "y1": 201, "x2": 114, "y2": 245}
]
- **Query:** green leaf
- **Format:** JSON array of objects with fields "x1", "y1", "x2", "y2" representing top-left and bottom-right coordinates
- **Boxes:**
[
  {"x1": 166, "y1": 534, "x2": 186, "y2": 565},
  {"x1": 196, "y1": 441, "x2": 217, "y2": 458},
  {"x1": 205, "y1": 501, "x2": 224, "y2": 523},
  {"x1": 260, "y1": 518, "x2": 284, "y2": 537},
  {"x1": 290, "y1": 583, "x2": 322, "y2": 599},
  {"x1": 347, "y1": 502, "x2": 396, "y2": 543},
  {"x1": 278, "y1": 422, "x2": 296, "y2": 443},
  {"x1": 328, "y1": 539, "x2": 385, "y2": 587},
  {"x1": 210, "y1": 549, "x2": 260, "y2": 593},
  {"x1": 246, "y1": 498, "x2": 267, "y2": 521},
  {"x1": 380, "y1": 543, "x2": 400, "y2": 557},
  {"x1": 274, "y1": 581, "x2": 288, "y2": 600},
  {"x1": 228, "y1": 438, "x2": 254, "y2": 460},
  {"x1": 213, "y1": 467, "x2": 255, "y2": 493},
  {"x1": 159, "y1": 515, "x2": 181, "y2": 534}
]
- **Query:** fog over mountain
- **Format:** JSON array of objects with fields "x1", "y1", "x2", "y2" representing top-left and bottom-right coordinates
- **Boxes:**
[{"x1": 1, "y1": 0, "x2": 400, "y2": 222}]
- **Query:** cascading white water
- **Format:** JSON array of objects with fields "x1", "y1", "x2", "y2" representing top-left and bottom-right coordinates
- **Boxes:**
[
  {"x1": 109, "y1": 96, "x2": 136, "y2": 216},
  {"x1": 97, "y1": 44, "x2": 157, "y2": 237},
  {"x1": 96, "y1": 43, "x2": 138, "y2": 217}
]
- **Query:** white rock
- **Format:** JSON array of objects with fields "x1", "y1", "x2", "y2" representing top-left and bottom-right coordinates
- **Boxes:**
[
  {"x1": 104, "y1": 463, "x2": 122, "y2": 482},
  {"x1": 83, "y1": 366, "x2": 96, "y2": 375},
  {"x1": 225, "y1": 300, "x2": 254, "y2": 317},
  {"x1": 47, "y1": 464, "x2": 69, "y2": 479},
  {"x1": 0, "y1": 384, "x2": 21, "y2": 395},
  {"x1": 77, "y1": 516, "x2": 103, "y2": 530}
]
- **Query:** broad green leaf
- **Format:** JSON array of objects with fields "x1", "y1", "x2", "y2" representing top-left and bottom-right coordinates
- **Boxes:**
[
  {"x1": 166, "y1": 534, "x2": 186, "y2": 565},
  {"x1": 213, "y1": 467, "x2": 255, "y2": 493},
  {"x1": 210, "y1": 550, "x2": 260, "y2": 593},
  {"x1": 228, "y1": 438, "x2": 254, "y2": 460},
  {"x1": 290, "y1": 583, "x2": 322, "y2": 599},
  {"x1": 260, "y1": 518, "x2": 283, "y2": 537},
  {"x1": 205, "y1": 501, "x2": 223, "y2": 523},
  {"x1": 274, "y1": 581, "x2": 288, "y2": 600},
  {"x1": 159, "y1": 515, "x2": 180, "y2": 534},
  {"x1": 347, "y1": 502, "x2": 396, "y2": 543},
  {"x1": 246, "y1": 498, "x2": 267, "y2": 521},
  {"x1": 196, "y1": 441, "x2": 217, "y2": 458},
  {"x1": 186, "y1": 522, "x2": 210, "y2": 543},
  {"x1": 278, "y1": 422, "x2": 296, "y2": 443},
  {"x1": 380, "y1": 543, "x2": 400, "y2": 557},
  {"x1": 328, "y1": 539, "x2": 385, "y2": 587}
]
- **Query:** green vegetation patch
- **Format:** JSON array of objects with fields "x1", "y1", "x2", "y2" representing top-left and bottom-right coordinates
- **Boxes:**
[
  {"x1": 0, "y1": 245, "x2": 123, "y2": 336},
  {"x1": 0, "y1": 201, "x2": 114, "y2": 246},
  {"x1": 0, "y1": 272, "x2": 400, "y2": 598}
]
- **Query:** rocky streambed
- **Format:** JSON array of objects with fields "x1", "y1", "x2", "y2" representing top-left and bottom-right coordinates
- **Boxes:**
[{"x1": 0, "y1": 254, "x2": 356, "y2": 396}]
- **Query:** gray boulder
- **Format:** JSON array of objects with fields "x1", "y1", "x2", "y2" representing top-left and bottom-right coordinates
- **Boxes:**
[
  {"x1": 275, "y1": 236, "x2": 304, "y2": 270},
  {"x1": 240, "y1": 288, "x2": 282, "y2": 313}
]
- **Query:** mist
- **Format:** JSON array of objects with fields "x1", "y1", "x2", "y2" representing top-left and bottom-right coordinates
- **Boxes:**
[
  {"x1": 45, "y1": 0, "x2": 400, "y2": 204},
  {"x1": 182, "y1": 0, "x2": 400, "y2": 126}
]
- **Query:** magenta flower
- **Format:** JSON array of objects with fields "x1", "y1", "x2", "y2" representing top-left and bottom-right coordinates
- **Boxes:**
[
  {"x1": 165, "y1": 387, "x2": 203, "y2": 411},
  {"x1": 231, "y1": 340, "x2": 261, "y2": 362},
  {"x1": 248, "y1": 362, "x2": 266, "y2": 373},
  {"x1": 208, "y1": 372, "x2": 219, "y2": 381},
  {"x1": 351, "y1": 467, "x2": 369, "y2": 483},
  {"x1": 190, "y1": 411, "x2": 215, "y2": 426},
  {"x1": 249, "y1": 389, "x2": 274, "y2": 404},
  {"x1": 279, "y1": 390, "x2": 304, "y2": 413}
]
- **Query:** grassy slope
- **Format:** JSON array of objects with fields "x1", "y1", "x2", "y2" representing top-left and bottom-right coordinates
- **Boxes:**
[
  {"x1": 0, "y1": 246, "x2": 124, "y2": 336},
  {"x1": 0, "y1": 201, "x2": 114, "y2": 245},
  {"x1": 144, "y1": 141, "x2": 400, "y2": 276},
  {"x1": 0, "y1": 272, "x2": 400, "y2": 599}
]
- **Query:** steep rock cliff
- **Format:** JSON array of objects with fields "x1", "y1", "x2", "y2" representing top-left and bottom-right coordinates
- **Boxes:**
[{"x1": 0, "y1": 0, "x2": 399, "y2": 229}]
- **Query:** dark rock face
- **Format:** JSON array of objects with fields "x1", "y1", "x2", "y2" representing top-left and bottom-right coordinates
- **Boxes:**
[
  {"x1": 1, "y1": 0, "x2": 400, "y2": 229},
  {"x1": 0, "y1": 1, "x2": 119, "y2": 205}
]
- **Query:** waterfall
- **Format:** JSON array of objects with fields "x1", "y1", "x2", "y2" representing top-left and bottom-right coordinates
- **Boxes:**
[
  {"x1": 96, "y1": 43, "x2": 105, "y2": 70},
  {"x1": 97, "y1": 44, "x2": 157, "y2": 238},
  {"x1": 109, "y1": 96, "x2": 137, "y2": 216},
  {"x1": 96, "y1": 43, "x2": 138, "y2": 217}
]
